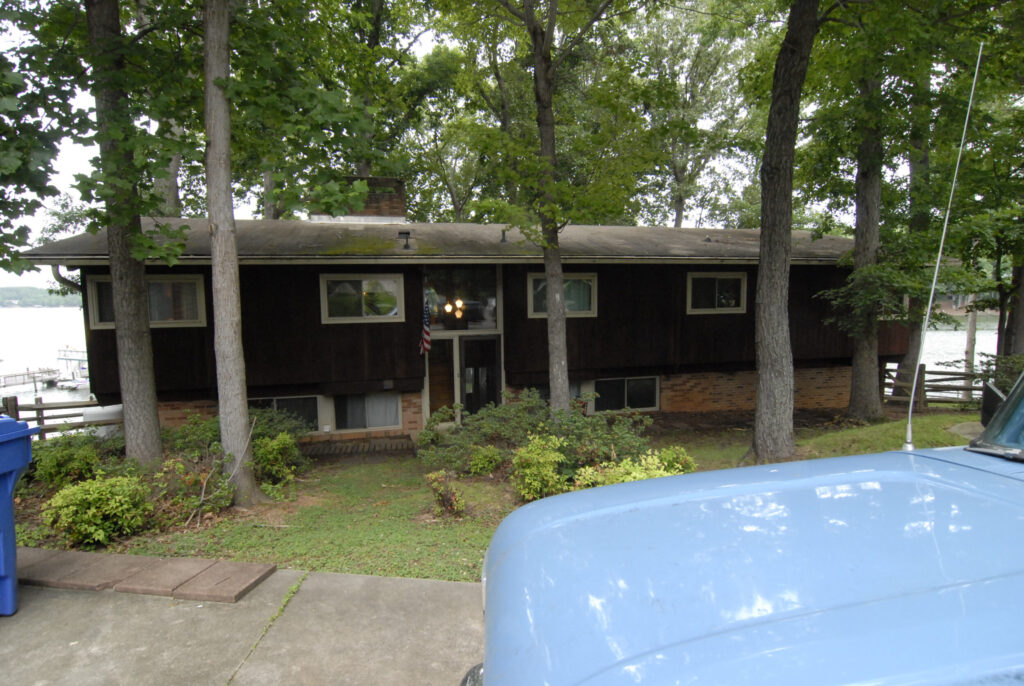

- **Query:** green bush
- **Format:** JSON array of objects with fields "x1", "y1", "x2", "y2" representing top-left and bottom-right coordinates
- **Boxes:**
[
  {"x1": 30, "y1": 432, "x2": 126, "y2": 489},
  {"x1": 418, "y1": 388, "x2": 654, "y2": 477},
  {"x1": 574, "y1": 448, "x2": 697, "y2": 489},
  {"x1": 42, "y1": 475, "x2": 153, "y2": 548},
  {"x1": 161, "y1": 411, "x2": 309, "y2": 511},
  {"x1": 153, "y1": 455, "x2": 235, "y2": 525},
  {"x1": 511, "y1": 435, "x2": 569, "y2": 501},
  {"x1": 251, "y1": 432, "x2": 305, "y2": 484},
  {"x1": 551, "y1": 402, "x2": 652, "y2": 471},
  {"x1": 165, "y1": 408, "x2": 309, "y2": 462},
  {"x1": 468, "y1": 445, "x2": 505, "y2": 476},
  {"x1": 425, "y1": 470, "x2": 466, "y2": 517}
]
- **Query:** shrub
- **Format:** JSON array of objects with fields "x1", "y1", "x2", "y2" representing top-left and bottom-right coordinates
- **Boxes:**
[
  {"x1": 511, "y1": 435, "x2": 569, "y2": 501},
  {"x1": 42, "y1": 475, "x2": 153, "y2": 548},
  {"x1": 251, "y1": 432, "x2": 305, "y2": 484},
  {"x1": 30, "y1": 432, "x2": 126, "y2": 489},
  {"x1": 573, "y1": 448, "x2": 697, "y2": 490},
  {"x1": 418, "y1": 388, "x2": 654, "y2": 477},
  {"x1": 468, "y1": 445, "x2": 505, "y2": 476},
  {"x1": 153, "y1": 455, "x2": 235, "y2": 526},
  {"x1": 552, "y1": 403, "x2": 653, "y2": 471},
  {"x1": 425, "y1": 470, "x2": 466, "y2": 517}
]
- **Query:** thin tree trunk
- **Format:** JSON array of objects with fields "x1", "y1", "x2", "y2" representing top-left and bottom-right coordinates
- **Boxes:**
[
  {"x1": 750, "y1": 0, "x2": 820, "y2": 463},
  {"x1": 847, "y1": 74, "x2": 884, "y2": 422},
  {"x1": 963, "y1": 295, "x2": 977, "y2": 400},
  {"x1": 261, "y1": 169, "x2": 283, "y2": 219},
  {"x1": 85, "y1": 0, "x2": 163, "y2": 468},
  {"x1": 1006, "y1": 266, "x2": 1024, "y2": 355},
  {"x1": 205, "y1": 0, "x2": 264, "y2": 506}
]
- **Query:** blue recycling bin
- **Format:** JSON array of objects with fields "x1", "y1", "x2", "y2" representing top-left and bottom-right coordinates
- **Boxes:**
[{"x1": 1, "y1": 415, "x2": 39, "y2": 616}]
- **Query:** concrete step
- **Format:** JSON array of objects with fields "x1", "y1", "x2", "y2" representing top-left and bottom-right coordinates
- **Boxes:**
[{"x1": 16, "y1": 547, "x2": 275, "y2": 603}]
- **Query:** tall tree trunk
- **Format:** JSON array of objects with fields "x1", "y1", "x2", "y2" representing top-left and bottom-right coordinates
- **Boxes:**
[
  {"x1": 847, "y1": 74, "x2": 884, "y2": 422},
  {"x1": 85, "y1": 0, "x2": 163, "y2": 468},
  {"x1": 527, "y1": 8, "x2": 571, "y2": 412},
  {"x1": 205, "y1": 0, "x2": 264, "y2": 506},
  {"x1": 895, "y1": 57, "x2": 933, "y2": 396},
  {"x1": 1006, "y1": 266, "x2": 1024, "y2": 355},
  {"x1": 750, "y1": 0, "x2": 820, "y2": 463}
]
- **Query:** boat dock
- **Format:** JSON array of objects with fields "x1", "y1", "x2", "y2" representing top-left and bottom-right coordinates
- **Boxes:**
[{"x1": 0, "y1": 368, "x2": 60, "y2": 389}]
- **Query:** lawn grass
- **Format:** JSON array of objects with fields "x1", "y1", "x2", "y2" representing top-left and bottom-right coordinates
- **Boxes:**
[
  {"x1": 118, "y1": 456, "x2": 518, "y2": 582},
  {"x1": 116, "y1": 410, "x2": 979, "y2": 582}
]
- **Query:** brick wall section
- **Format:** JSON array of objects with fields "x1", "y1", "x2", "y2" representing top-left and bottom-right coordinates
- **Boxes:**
[
  {"x1": 660, "y1": 367, "x2": 852, "y2": 413},
  {"x1": 401, "y1": 391, "x2": 424, "y2": 435},
  {"x1": 346, "y1": 177, "x2": 405, "y2": 217},
  {"x1": 158, "y1": 400, "x2": 218, "y2": 427}
]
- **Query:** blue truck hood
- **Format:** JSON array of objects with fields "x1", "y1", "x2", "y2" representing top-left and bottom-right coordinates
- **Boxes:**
[{"x1": 481, "y1": 447, "x2": 1024, "y2": 685}]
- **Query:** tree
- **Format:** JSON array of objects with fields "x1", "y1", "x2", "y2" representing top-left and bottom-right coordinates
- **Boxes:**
[
  {"x1": 204, "y1": 0, "x2": 264, "y2": 506},
  {"x1": 750, "y1": 0, "x2": 820, "y2": 463},
  {"x1": 439, "y1": 0, "x2": 651, "y2": 411},
  {"x1": 83, "y1": 0, "x2": 164, "y2": 467},
  {"x1": 629, "y1": 3, "x2": 755, "y2": 228},
  {"x1": 0, "y1": 53, "x2": 59, "y2": 274}
]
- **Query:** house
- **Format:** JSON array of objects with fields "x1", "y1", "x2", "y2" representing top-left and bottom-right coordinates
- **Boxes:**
[{"x1": 24, "y1": 188, "x2": 908, "y2": 443}]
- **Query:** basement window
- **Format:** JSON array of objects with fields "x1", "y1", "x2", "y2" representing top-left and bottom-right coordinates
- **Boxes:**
[
  {"x1": 334, "y1": 392, "x2": 400, "y2": 430},
  {"x1": 687, "y1": 272, "x2": 747, "y2": 314},
  {"x1": 87, "y1": 274, "x2": 206, "y2": 330},
  {"x1": 594, "y1": 377, "x2": 659, "y2": 412},
  {"x1": 249, "y1": 396, "x2": 319, "y2": 430}
]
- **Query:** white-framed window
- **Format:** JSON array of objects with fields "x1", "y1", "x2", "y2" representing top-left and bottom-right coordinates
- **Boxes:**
[
  {"x1": 593, "y1": 376, "x2": 659, "y2": 412},
  {"x1": 527, "y1": 273, "x2": 597, "y2": 318},
  {"x1": 334, "y1": 392, "x2": 401, "y2": 430},
  {"x1": 686, "y1": 272, "x2": 747, "y2": 314},
  {"x1": 320, "y1": 274, "x2": 405, "y2": 324},
  {"x1": 87, "y1": 274, "x2": 206, "y2": 330}
]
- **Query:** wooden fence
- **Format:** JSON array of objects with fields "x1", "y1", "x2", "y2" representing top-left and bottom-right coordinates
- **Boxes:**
[
  {"x1": 1, "y1": 395, "x2": 122, "y2": 439},
  {"x1": 883, "y1": 363, "x2": 982, "y2": 407}
]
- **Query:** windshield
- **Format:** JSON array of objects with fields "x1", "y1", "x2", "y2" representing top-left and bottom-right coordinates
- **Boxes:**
[{"x1": 972, "y1": 372, "x2": 1024, "y2": 452}]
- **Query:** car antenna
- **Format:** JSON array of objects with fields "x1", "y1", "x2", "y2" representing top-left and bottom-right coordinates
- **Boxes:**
[{"x1": 903, "y1": 42, "x2": 984, "y2": 451}]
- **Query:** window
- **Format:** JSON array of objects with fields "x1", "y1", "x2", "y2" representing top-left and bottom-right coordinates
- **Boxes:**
[
  {"x1": 249, "y1": 396, "x2": 319, "y2": 430},
  {"x1": 594, "y1": 377, "x2": 658, "y2": 412},
  {"x1": 528, "y1": 273, "x2": 597, "y2": 318},
  {"x1": 321, "y1": 274, "x2": 405, "y2": 323},
  {"x1": 335, "y1": 392, "x2": 400, "y2": 430},
  {"x1": 88, "y1": 274, "x2": 206, "y2": 330},
  {"x1": 424, "y1": 266, "x2": 498, "y2": 331},
  {"x1": 687, "y1": 272, "x2": 747, "y2": 314}
]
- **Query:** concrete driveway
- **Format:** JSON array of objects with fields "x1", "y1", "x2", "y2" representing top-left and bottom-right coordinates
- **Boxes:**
[{"x1": 0, "y1": 569, "x2": 483, "y2": 685}]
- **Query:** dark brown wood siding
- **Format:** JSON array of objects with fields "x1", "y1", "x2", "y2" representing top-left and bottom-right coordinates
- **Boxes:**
[
  {"x1": 502, "y1": 263, "x2": 908, "y2": 387},
  {"x1": 85, "y1": 265, "x2": 425, "y2": 403}
]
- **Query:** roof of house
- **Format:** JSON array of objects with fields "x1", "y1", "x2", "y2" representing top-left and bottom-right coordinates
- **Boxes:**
[{"x1": 24, "y1": 218, "x2": 853, "y2": 266}]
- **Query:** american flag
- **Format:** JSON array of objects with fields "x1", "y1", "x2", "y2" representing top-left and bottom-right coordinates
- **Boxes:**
[{"x1": 418, "y1": 301, "x2": 431, "y2": 355}]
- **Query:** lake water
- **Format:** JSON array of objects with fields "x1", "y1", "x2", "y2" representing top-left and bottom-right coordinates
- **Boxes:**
[
  {"x1": 0, "y1": 306, "x2": 1000, "y2": 405},
  {"x1": 0, "y1": 307, "x2": 91, "y2": 404}
]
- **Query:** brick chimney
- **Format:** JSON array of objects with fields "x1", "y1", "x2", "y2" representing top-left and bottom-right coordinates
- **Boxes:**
[{"x1": 310, "y1": 176, "x2": 406, "y2": 223}]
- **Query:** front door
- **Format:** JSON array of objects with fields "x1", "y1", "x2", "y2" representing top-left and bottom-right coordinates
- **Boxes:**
[{"x1": 461, "y1": 336, "x2": 501, "y2": 414}]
